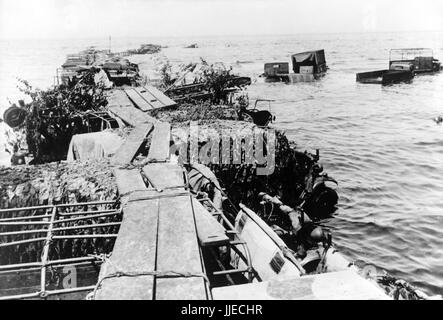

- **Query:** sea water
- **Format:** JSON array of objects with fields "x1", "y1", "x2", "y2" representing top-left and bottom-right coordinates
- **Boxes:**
[{"x1": 1, "y1": 31, "x2": 442, "y2": 295}]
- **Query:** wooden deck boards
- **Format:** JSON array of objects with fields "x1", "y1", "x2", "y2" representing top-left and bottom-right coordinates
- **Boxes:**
[
  {"x1": 155, "y1": 196, "x2": 206, "y2": 300},
  {"x1": 97, "y1": 164, "x2": 208, "y2": 300},
  {"x1": 142, "y1": 86, "x2": 177, "y2": 109},
  {"x1": 97, "y1": 88, "x2": 211, "y2": 300},
  {"x1": 146, "y1": 122, "x2": 171, "y2": 162},
  {"x1": 124, "y1": 88, "x2": 153, "y2": 112},
  {"x1": 123, "y1": 86, "x2": 176, "y2": 112},
  {"x1": 113, "y1": 169, "x2": 146, "y2": 197},
  {"x1": 142, "y1": 163, "x2": 184, "y2": 190},
  {"x1": 107, "y1": 89, "x2": 158, "y2": 126},
  {"x1": 107, "y1": 89, "x2": 134, "y2": 108},
  {"x1": 111, "y1": 123, "x2": 153, "y2": 165},
  {"x1": 108, "y1": 104, "x2": 156, "y2": 127},
  {"x1": 95, "y1": 199, "x2": 159, "y2": 300},
  {"x1": 135, "y1": 87, "x2": 165, "y2": 110}
]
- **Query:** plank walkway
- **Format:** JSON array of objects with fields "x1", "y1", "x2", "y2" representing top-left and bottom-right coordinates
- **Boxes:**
[
  {"x1": 113, "y1": 169, "x2": 147, "y2": 198},
  {"x1": 107, "y1": 89, "x2": 158, "y2": 126},
  {"x1": 95, "y1": 87, "x2": 230, "y2": 299},
  {"x1": 107, "y1": 88, "x2": 172, "y2": 165},
  {"x1": 141, "y1": 85, "x2": 176, "y2": 108},
  {"x1": 123, "y1": 86, "x2": 176, "y2": 112},
  {"x1": 146, "y1": 122, "x2": 171, "y2": 163},
  {"x1": 124, "y1": 88, "x2": 154, "y2": 112},
  {"x1": 95, "y1": 164, "x2": 209, "y2": 300},
  {"x1": 94, "y1": 199, "x2": 159, "y2": 300},
  {"x1": 111, "y1": 123, "x2": 153, "y2": 165},
  {"x1": 142, "y1": 163, "x2": 184, "y2": 190},
  {"x1": 155, "y1": 195, "x2": 206, "y2": 299}
]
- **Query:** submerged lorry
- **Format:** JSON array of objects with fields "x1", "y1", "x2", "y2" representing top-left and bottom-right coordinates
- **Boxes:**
[
  {"x1": 264, "y1": 49, "x2": 327, "y2": 83},
  {"x1": 389, "y1": 48, "x2": 442, "y2": 74},
  {"x1": 356, "y1": 48, "x2": 442, "y2": 85}
]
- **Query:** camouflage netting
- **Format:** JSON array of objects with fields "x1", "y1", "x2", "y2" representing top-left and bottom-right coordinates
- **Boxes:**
[
  {"x1": 149, "y1": 102, "x2": 239, "y2": 123},
  {"x1": 0, "y1": 159, "x2": 118, "y2": 265},
  {"x1": 167, "y1": 119, "x2": 319, "y2": 218},
  {"x1": 0, "y1": 159, "x2": 117, "y2": 207}
]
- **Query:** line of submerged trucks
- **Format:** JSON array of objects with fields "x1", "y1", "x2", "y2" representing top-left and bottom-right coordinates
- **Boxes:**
[
  {"x1": 264, "y1": 48, "x2": 442, "y2": 84},
  {"x1": 1, "y1": 45, "x2": 442, "y2": 300}
]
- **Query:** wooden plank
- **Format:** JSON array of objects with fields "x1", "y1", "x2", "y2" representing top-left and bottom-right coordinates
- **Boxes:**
[
  {"x1": 95, "y1": 199, "x2": 159, "y2": 300},
  {"x1": 107, "y1": 89, "x2": 134, "y2": 108},
  {"x1": 135, "y1": 87, "x2": 165, "y2": 110},
  {"x1": 212, "y1": 270, "x2": 390, "y2": 300},
  {"x1": 106, "y1": 89, "x2": 158, "y2": 126},
  {"x1": 108, "y1": 105, "x2": 150, "y2": 127},
  {"x1": 142, "y1": 163, "x2": 184, "y2": 190},
  {"x1": 146, "y1": 122, "x2": 171, "y2": 162},
  {"x1": 124, "y1": 88, "x2": 152, "y2": 112},
  {"x1": 113, "y1": 169, "x2": 147, "y2": 197},
  {"x1": 143, "y1": 85, "x2": 177, "y2": 109},
  {"x1": 192, "y1": 198, "x2": 229, "y2": 247},
  {"x1": 155, "y1": 196, "x2": 206, "y2": 300},
  {"x1": 111, "y1": 122, "x2": 153, "y2": 165}
]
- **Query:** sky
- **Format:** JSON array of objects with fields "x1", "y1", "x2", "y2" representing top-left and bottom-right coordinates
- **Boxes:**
[{"x1": 0, "y1": 0, "x2": 443, "y2": 39}]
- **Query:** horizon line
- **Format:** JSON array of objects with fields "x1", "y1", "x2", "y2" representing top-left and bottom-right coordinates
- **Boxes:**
[{"x1": 1, "y1": 29, "x2": 442, "y2": 41}]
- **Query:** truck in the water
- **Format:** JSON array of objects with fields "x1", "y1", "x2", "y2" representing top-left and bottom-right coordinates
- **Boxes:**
[
  {"x1": 389, "y1": 48, "x2": 442, "y2": 74},
  {"x1": 356, "y1": 48, "x2": 442, "y2": 85},
  {"x1": 264, "y1": 49, "x2": 328, "y2": 83}
]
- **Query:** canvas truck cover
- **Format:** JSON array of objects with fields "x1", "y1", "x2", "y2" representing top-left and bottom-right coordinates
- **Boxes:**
[
  {"x1": 291, "y1": 50, "x2": 327, "y2": 73},
  {"x1": 67, "y1": 131, "x2": 124, "y2": 161}
]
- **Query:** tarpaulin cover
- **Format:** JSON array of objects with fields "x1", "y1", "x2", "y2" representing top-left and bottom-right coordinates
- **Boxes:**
[
  {"x1": 292, "y1": 50, "x2": 326, "y2": 65},
  {"x1": 94, "y1": 69, "x2": 113, "y2": 89},
  {"x1": 291, "y1": 50, "x2": 326, "y2": 73},
  {"x1": 67, "y1": 131, "x2": 124, "y2": 161}
]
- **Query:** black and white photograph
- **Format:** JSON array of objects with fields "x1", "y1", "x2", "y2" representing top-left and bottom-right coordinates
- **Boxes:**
[{"x1": 0, "y1": 0, "x2": 442, "y2": 306}]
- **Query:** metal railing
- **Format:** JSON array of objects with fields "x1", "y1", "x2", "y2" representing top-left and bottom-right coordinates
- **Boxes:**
[{"x1": 0, "y1": 200, "x2": 121, "y2": 300}]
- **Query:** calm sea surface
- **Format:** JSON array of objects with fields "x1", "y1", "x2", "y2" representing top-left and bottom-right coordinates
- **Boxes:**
[{"x1": 1, "y1": 32, "x2": 442, "y2": 295}]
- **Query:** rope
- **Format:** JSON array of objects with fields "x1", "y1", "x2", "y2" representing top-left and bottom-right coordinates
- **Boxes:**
[
  {"x1": 118, "y1": 189, "x2": 152, "y2": 199},
  {"x1": 147, "y1": 185, "x2": 188, "y2": 193},
  {"x1": 159, "y1": 185, "x2": 188, "y2": 191},
  {"x1": 87, "y1": 253, "x2": 109, "y2": 263},
  {"x1": 91, "y1": 269, "x2": 209, "y2": 299},
  {"x1": 118, "y1": 187, "x2": 189, "y2": 202},
  {"x1": 128, "y1": 191, "x2": 190, "y2": 202},
  {"x1": 40, "y1": 235, "x2": 54, "y2": 262}
]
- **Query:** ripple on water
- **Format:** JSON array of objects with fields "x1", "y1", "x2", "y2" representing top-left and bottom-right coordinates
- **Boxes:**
[{"x1": 1, "y1": 32, "x2": 443, "y2": 296}]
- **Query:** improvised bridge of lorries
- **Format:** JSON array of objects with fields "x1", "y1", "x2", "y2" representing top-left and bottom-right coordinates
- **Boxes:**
[
  {"x1": 94, "y1": 88, "x2": 230, "y2": 299},
  {"x1": 94, "y1": 87, "x2": 390, "y2": 300}
]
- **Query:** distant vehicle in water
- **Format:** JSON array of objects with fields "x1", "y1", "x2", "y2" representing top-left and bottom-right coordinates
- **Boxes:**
[
  {"x1": 264, "y1": 49, "x2": 327, "y2": 83},
  {"x1": 389, "y1": 48, "x2": 442, "y2": 74},
  {"x1": 356, "y1": 48, "x2": 442, "y2": 85},
  {"x1": 59, "y1": 47, "x2": 140, "y2": 86},
  {"x1": 356, "y1": 69, "x2": 414, "y2": 85},
  {"x1": 127, "y1": 44, "x2": 161, "y2": 55},
  {"x1": 185, "y1": 43, "x2": 198, "y2": 49}
]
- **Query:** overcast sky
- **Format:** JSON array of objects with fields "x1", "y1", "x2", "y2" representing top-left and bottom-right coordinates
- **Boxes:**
[{"x1": 1, "y1": 0, "x2": 442, "y2": 39}]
